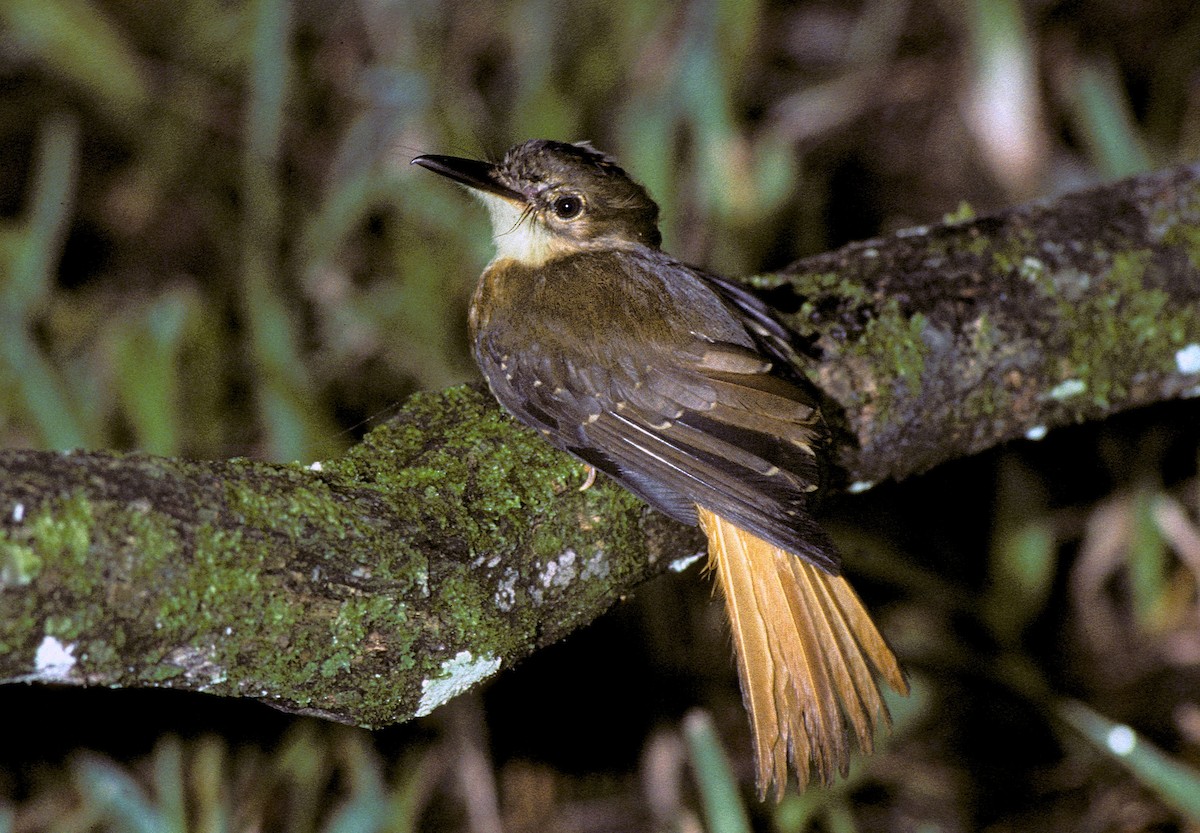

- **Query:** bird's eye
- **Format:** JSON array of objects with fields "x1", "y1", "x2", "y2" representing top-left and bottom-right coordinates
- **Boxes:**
[{"x1": 551, "y1": 194, "x2": 584, "y2": 220}]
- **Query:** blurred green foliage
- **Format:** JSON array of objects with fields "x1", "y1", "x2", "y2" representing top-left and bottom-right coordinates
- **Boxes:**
[
  {"x1": 683, "y1": 710, "x2": 753, "y2": 833},
  {"x1": 3, "y1": 0, "x2": 1200, "y2": 829},
  {"x1": 1, "y1": 726, "x2": 431, "y2": 833},
  {"x1": 1062, "y1": 701, "x2": 1200, "y2": 823},
  {"x1": 1, "y1": 0, "x2": 1196, "y2": 462}
]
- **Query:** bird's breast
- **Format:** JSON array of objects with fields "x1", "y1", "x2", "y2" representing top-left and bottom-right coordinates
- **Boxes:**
[{"x1": 469, "y1": 258, "x2": 529, "y2": 344}]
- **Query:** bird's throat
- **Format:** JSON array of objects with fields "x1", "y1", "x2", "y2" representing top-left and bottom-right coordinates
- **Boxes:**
[{"x1": 473, "y1": 191, "x2": 576, "y2": 268}]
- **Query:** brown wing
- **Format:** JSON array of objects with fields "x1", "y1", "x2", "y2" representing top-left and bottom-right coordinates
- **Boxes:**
[{"x1": 475, "y1": 252, "x2": 839, "y2": 573}]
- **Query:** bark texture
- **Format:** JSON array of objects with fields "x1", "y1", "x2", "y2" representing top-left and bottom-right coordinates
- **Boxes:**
[{"x1": 1, "y1": 163, "x2": 1198, "y2": 727}]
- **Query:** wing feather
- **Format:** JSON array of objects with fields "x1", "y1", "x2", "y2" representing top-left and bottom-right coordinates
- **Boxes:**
[{"x1": 474, "y1": 249, "x2": 835, "y2": 569}]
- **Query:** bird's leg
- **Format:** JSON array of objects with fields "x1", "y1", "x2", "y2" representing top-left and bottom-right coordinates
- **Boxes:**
[{"x1": 578, "y1": 464, "x2": 597, "y2": 492}]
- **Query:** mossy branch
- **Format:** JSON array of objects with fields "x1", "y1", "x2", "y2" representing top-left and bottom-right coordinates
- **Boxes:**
[{"x1": 2, "y1": 163, "x2": 1199, "y2": 727}]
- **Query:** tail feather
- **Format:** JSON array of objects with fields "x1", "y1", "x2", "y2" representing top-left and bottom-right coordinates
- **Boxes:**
[
  {"x1": 697, "y1": 506, "x2": 908, "y2": 799},
  {"x1": 761, "y1": 544, "x2": 845, "y2": 785},
  {"x1": 805, "y1": 568, "x2": 885, "y2": 751},
  {"x1": 709, "y1": 524, "x2": 788, "y2": 789}
]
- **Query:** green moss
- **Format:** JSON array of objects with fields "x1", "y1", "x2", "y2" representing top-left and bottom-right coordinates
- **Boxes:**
[
  {"x1": 42, "y1": 614, "x2": 78, "y2": 640},
  {"x1": 1157, "y1": 194, "x2": 1200, "y2": 271},
  {"x1": 962, "y1": 233, "x2": 991, "y2": 257},
  {"x1": 155, "y1": 522, "x2": 260, "y2": 633},
  {"x1": 0, "y1": 539, "x2": 41, "y2": 587},
  {"x1": 437, "y1": 568, "x2": 496, "y2": 642},
  {"x1": 0, "y1": 382, "x2": 681, "y2": 722},
  {"x1": 972, "y1": 312, "x2": 998, "y2": 356},
  {"x1": 976, "y1": 205, "x2": 1200, "y2": 415},
  {"x1": 222, "y1": 472, "x2": 349, "y2": 544},
  {"x1": 752, "y1": 267, "x2": 933, "y2": 415},
  {"x1": 986, "y1": 225, "x2": 1044, "y2": 291},
  {"x1": 790, "y1": 271, "x2": 873, "y2": 309},
  {"x1": 881, "y1": 307, "x2": 928, "y2": 389},
  {"x1": 958, "y1": 312, "x2": 1005, "y2": 420},
  {"x1": 0, "y1": 488, "x2": 307, "y2": 691},
  {"x1": 0, "y1": 493, "x2": 102, "y2": 646},
  {"x1": 237, "y1": 590, "x2": 323, "y2": 698},
  {"x1": 80, "y1": 638, "x2": 119, "y2": 670},
  {"x1": 220, "y1": 458, "x2": 433, "y2": 597},
  {"x1": 361, "y1": 385, "x2": 587, "y2": 567},
  {"x1": 842, "y1": 299, "x2": 929, "y2": 415},
  {"x1": 1055, "y1": 249, "x2": 1198, "y2": 408},
  {"x1": 31, "y1": 491, "x2": 94, "y2": 574},
  {"x1": 943, "y1": 200, "x2": 977, "y2": 224},
  {"x1": 143, "y1": 661, "x2": 186, "y2": 682},
  {"x1": 1174, "y1": 223, "x2": 1200, "y2": 272}
]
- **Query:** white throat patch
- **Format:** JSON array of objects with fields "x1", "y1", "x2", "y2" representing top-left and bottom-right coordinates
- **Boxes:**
[{"x1": 473, "y1": 191, "x2": 572, "y2": 268}]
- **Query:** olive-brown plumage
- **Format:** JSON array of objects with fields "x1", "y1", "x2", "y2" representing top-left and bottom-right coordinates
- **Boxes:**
[{"x1": 414, "y1": 139, "x2": 907, "y2": 798}]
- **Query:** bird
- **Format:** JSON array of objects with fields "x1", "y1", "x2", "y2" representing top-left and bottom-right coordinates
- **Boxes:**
[{"x1": 412, "y1": 139, "x2": 907, "y2": 798}]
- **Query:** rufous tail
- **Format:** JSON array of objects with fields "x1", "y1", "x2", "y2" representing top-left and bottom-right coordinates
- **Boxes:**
[{"x1": 697, "y1": 505, "x2": 908, "y2": 799}]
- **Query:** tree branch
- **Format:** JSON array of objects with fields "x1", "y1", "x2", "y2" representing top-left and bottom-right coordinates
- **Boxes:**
[{"x1": 2, "y1": 164, "x2": 1199, "y2": 726}]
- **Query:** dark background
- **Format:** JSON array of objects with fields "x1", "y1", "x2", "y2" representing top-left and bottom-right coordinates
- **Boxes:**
[{"x1": 1, "y1": 0, "x2": 1199, "y2": 830}]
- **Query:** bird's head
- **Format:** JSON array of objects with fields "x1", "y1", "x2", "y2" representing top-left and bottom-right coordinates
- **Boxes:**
[{"x1": 413, "y1": 139, "x2": 661, "y2": 267}]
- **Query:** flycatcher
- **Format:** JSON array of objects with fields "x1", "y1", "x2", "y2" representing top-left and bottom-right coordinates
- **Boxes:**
[{"x1": 413, "y1": 139, "x2": 907, "y2": 798}]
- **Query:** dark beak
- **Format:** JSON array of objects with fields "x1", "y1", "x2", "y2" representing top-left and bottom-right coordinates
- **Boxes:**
[{"x1": 411, "y1": 154, "x2": 527, "y2": 203}]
